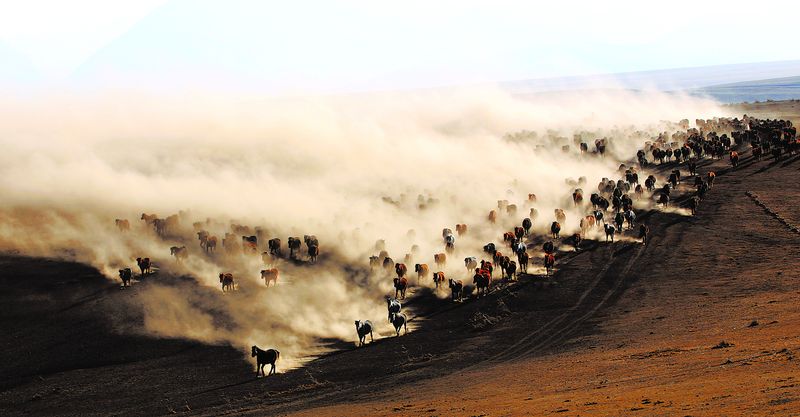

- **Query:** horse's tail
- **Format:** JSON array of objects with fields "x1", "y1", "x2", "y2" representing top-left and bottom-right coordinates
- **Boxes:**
[{"x1": 275, "y1": 350, "x2": 281, "y2": 361}]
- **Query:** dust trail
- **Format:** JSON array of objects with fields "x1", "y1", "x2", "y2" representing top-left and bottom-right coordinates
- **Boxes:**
[{"x1": 0, "y1": 86, "x2": 730, "y2": 368}]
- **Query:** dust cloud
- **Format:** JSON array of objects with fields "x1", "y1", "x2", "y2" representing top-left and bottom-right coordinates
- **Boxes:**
[{"x1": 0, "y1": 86, "x2": 730, "y2": 368}]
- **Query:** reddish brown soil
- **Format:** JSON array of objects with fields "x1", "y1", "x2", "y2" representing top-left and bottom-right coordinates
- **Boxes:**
[{"x1": 1, "y1": 104, "x2": 799, "y2": 416}]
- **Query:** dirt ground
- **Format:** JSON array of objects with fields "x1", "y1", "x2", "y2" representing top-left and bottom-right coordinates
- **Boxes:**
[{"x1": 1, "y1": 102, "x2": 799, "y2": 416}]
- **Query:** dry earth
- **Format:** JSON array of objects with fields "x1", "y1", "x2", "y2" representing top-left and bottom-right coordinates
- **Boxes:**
[{"x1": 1, "y1": 101, "x2": 799, "y2": 416}]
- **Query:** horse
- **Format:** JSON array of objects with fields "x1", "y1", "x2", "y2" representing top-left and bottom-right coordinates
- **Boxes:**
[
  {"x1": 268, "y1": 238, "x2": 282, "y2": 256},
  {"x1": 658, "y1": 193, "x2": 669, "y2": 208},
  {"x1": 514, "y1": 226, "x2": 524, "y2": 240},
  {"x1": 205, "y1": 236, "x2": 217, "y2": 252},
  {"x1": 369, "y1": 256, "x2": 381, "y2": 270},
  {"x1": 308, "y1": 245, "x2": 319, "y2": 262},
  {"x1": 580, "y1": 216, "x2": 594, "y2": 237},
  {"x1": 483, "y1": 243, "x2": 497, "y2": 257},
  {"x1": 464, "y1": 257, "x2": 478, "y2": 273},
  {"x1": 355, "y1": 320, "x2": 374, "y2": 347},
  {"x1": 480, "y1": 260, "x2": 494, "y2": 278},
  {"x1": 242, "y1": 236, "x2": 258, "y2": 254},
  {"x1": 688, "y1": 160, "x2": 697, "y2": 176},
  {"x1": 493, "y1": 251, "x2": 504, "y2": 269},
  {"x1": 115, "y1": 219, "x2": 130, "y2": 232},
  {"x1": 569, "y1": 233, "x2": 582, "y2": 251},
  {"x1": 506, "y1": 204, "x2": 518, "y2": 216},
  {"x1": 687, "y1": 196, "x2": 700, "y2": 215},
  {"x1": 543, "y1": 253, "x2": 555, "y2": 275},
  {"x1": 614, "y1": 212, "x2": 625, "y2": 233},
  {"x1": 414, "y1": 263, "x2": 430, "y2": 282},
  {"x1": 390, "y1": 312, "x2": 408, "y2": 336},
  {"x1": 303, "y1": 235, "x2": 319, "y2": 249},
  {"x1": 219, "y1": 273, "x2": 235, "y2": 292},
  {"x1": 730, "y1": 151, "x2": 739, "y2": 168},
  {"x1": 260, "y1": 268, "x2": 279, "y2": 287},
  {"x1": 554, "y1": 209, "x2": 566, "y2": 224},
  {"x1": 118, "y1": 268, "x2": 132, "y2": 287},
  {"x1": 522, "y1": 217, "x2": 532, "y2": 235},
  {"x1": 136, "y1": 257, "x2": 151, "y2": 277},
  {"x1": 455, "y1": 223, "x2": 468, "y2": 236},
  {"x1": 505, "y1": 260, "x2": 517, "y2": 280},
  {"x1": 432, "y1": 272, "x2": 446, "y2": 289},
  {"x1": 395, "y1": 263, "x2": 408, "y2": 278},
  {"x1": 752, "y1": 146, "x2": 762, "y2": 160},
  {"x1": 543, "y1": 241, "x2": 555, "y2": 255},
  {"x1": 573, "y1": 190, "x2": 583, "y2": 206},
  {"x1": 140, "y1": 213, "x2": 158, "y2": 226},
  {"x1": 473, "y1": 272, "x2": 491, "y2": 297},
  {"x1": 449, "y1": 279, "x2": 464, "y2": 302},
  {"x1": 517, "y1": 251, "x2": 529, "y2": 273},
  {"x1": 170, "y1": 246, "x2": 188, "y2": 262},
  {"x1": 393, "y1": 277, "x2": 409, "y2": 299},
  {"x1": 434, "y1": 253, "x2": 446, "y2": 269},
  {"x1": 604, "y1": 224, "x2": 616, "y2": 242},
  {"x1": 383, "y1": 257, "x2": 395, "y2": 271},
  {"x1": 287, "y1": 237, "x2": 301, "y2": 259},
  {"x1": 550, "y1": 222, "x2": 561, "y2": 239},
  {"x1": 707, "y1": 171, "x2": 716, "y2": 188},
  {"x1": 251, "y1": 346, "x2": 280, "y2": 377},
  {"x1": 624, "y1": 209, "x2": 636, "y2": 229},
  {"x1": 638, "y1": 224, "x2": 649, "y2": 245},
  {"x1": 488, "y1": 210, "x2": 497, "y2": 224},
  {"x1": 152, "y1": 218, "x2": 166, "y2": 236},
  {"x1": 594, "y1": 210, "x2": 604, "y2": 225},
  {"x1": 386, "y1": 297, "x2": 401, "y2": 322}
]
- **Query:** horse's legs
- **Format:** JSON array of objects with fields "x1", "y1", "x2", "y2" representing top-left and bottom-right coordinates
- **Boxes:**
[
  {"x1": 370, "y1": 331, "x2": 374, "y2": 343},
  {"x1": 404, "y1": 321, "x2": 408, "y2": 334}
]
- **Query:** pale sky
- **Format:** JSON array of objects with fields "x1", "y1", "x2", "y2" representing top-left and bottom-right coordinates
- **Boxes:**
[{"x1": 0, "y1": 0, "x2": 798, "y2": 92}]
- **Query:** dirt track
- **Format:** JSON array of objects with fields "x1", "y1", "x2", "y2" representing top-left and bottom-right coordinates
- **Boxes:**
[{"x1": 2, "y1": 107, "x2": 800, "y2": 416}]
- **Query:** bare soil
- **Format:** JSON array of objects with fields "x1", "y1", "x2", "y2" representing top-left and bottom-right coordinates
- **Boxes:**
[{"x1": 1, "y1": 102, "x2": 799, "y2": 416}]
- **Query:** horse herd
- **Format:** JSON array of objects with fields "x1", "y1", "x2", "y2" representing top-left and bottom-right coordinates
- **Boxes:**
[
  {"x1": 112, "y1": 114, "x2": 791, "y2": 377},
  {"x1": 113, "y1": 216, "x2": 322, "y2": 293}
]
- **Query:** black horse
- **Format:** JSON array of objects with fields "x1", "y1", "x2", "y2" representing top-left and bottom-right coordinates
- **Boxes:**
[{"x1": 251, "y1": 346, "x2": 280, "y2": 377}]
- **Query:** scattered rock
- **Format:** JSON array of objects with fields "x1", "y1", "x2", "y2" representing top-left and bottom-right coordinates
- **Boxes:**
[
  {"x1": 749, "y1": 320, "x2": 759, "y2": 327},
  {"x1": 722, "y1": 358, "x2": 734, "y2": 365},
  {"x1": 712, "y1": 341, "x2": 734, "y2": 349},
  {"x1": 468, "y1": 312, "x2": 498, "y2": 331},
  {"x1": 30, "y1": 393, "x2": 42, "y2": 402}
]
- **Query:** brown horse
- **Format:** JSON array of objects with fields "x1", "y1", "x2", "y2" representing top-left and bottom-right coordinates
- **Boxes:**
[
  {"x1": 434, "y1": 253, "x2": 447, "y2": 269},
  {"x1": 115, "y1": 219, "x2": 130, "y2": 232},
  {"x1": 432, "y1": 271, "x2": 446, "y2": 289},
  {"x1": 393, "y1": 276, "x2": 409, "y2": 299},
  {"x1": 550, "y1": 221, "x2": 561, "y2": 239},
  {"x1": 473, "y1": 270, "x2": 491, "y2": 297},
  {"x1": 414, "y1": 263, "x2": 430, "y2": 281},
  {"x1": 135, "y1": 257, "x2": 151, "y2": 277},
  {"x1": 488, "y1": 210, "x2": 497, "y2": 224},
  {"x1": 544, "y1": 253, "x2": 555, "y2": 275},
  {"x1": 395, "y1": 263, "x2": 408, "y2": 278},
  {"x1": 219, "y1": 273, "x2": 235, "y2": 292},
  {"x1": 260, "y1": 269, "x2": 279, "y2": 287}
]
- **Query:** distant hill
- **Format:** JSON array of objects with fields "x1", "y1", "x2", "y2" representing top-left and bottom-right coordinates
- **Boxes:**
[
  {"x1": 502, "y1": 60, "x2": 800, "y2": 95},
  {"x1": 692, "y1": 75, "x2": 800, "y2": 103}
]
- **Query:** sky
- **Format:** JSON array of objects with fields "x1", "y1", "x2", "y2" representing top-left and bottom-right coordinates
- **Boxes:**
[{"x1": 0, "y1": 0, "x2": 798, "y2": 93}]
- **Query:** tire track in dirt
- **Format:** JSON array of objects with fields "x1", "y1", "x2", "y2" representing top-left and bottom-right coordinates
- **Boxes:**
[
  {"x1": 745, "y1": 191, "x2": 800, "y2": 236},
  {"x1": 487, "y1": 242, "x2": 646, "y2": 364}
]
